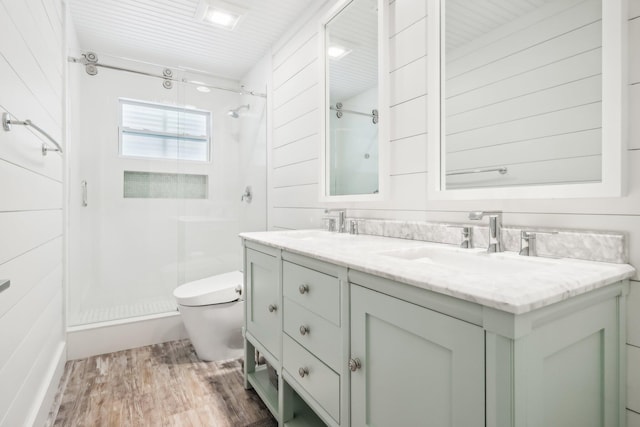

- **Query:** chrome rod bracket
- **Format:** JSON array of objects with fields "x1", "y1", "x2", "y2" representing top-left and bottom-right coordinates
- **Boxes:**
[
  {"x1": 2, "y1": 113, "x2": 11, "y2": 131},
  {"x1": 0, "y1": 280, "x2": 10, "y2": 294},
  {"x1": 2, "y1": 112, "x2": 63, "y2": 155}
]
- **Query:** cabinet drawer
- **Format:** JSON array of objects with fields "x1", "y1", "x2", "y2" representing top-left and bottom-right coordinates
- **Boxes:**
[
  {"x1": 283, "y1": 298, "x2": 341, "y2": 371},
  {"x1": 283, "y1": 334, "x2": 340, "y2": 423},
  {"x1": 283, "y1": 261, "x2": 340, "y2": 325}
]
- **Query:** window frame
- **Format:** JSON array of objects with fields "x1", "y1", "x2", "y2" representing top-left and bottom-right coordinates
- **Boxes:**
[{"x1": 118, "y1": 98, "x2": 212, "y2": 163}]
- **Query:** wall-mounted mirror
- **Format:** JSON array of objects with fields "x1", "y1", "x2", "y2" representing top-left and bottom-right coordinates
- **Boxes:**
[
  {"x1": 428, "y1": 0, "x2": 626, "y2": 200},
  {"x1": 320, "y1": 0, "x2": 387, "y2": 202}
]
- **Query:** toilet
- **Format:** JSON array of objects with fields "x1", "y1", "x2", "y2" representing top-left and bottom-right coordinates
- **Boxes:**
[{"x1": 173, "y1": 270, "x2": 244, "y2": 361}]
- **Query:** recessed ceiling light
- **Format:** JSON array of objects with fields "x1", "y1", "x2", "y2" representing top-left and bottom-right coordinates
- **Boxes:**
[
  {"x1": 196, "y1": 86, "x2": 211, "y2": 93},
  {"x1": 328, "y1": 45, "x2": 352, "y2": 60},
  {"x1": 205, "y1": 9, "x2": 240, "y2": 28},
  {"x1": 196, "y1": 0, "x2": 246, "y2": 30}
]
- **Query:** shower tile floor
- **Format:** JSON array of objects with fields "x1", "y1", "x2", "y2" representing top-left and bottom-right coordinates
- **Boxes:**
[
  {"x1": 69, "y1": 297, "x2": 178, "y2": 326},
  {"x1": 47, "y1": 339, "x2": 276, "y2": 426}
]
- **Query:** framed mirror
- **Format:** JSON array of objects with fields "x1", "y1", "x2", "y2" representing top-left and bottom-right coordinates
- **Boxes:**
[
  {"x1": 427, "y1": 0, "x2": 626, "y2": 200},
  {"x1": 319, "y1": 0, "x2": 388, "y2": 202}
]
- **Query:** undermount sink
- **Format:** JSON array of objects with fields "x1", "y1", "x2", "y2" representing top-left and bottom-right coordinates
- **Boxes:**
[{"x1": 378, "y1": 246, "x2": 557, "y2": 275}]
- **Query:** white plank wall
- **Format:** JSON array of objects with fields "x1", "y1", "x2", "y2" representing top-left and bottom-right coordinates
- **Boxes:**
[
  {"x1": 0, "y1": 0, "x2": 66, "y2": 425},
  {"x1": 265, "y1": 0, "x2": 640, "y2": 421}
]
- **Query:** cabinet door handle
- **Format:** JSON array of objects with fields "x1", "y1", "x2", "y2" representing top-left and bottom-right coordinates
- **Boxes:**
[
  {"x1": 268, "y1": 304, "x2": 277, "y2": 313},
  {"x1": 299, "y1": 325, "x2": 309, "y2": 335},
  {"x1": 348, "y1": 358, "x2": 361, "y2": 372},
  {"x1": 298, "y1": 284, "x2": 309, "y2": 294},
  {"x1": 298, "y1": 367, "x2": 309, "y2": 378}
]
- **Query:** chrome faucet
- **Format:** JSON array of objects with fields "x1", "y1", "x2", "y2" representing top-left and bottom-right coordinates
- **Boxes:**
[
  {"x1": 468, "y1": 211, "x2": 503, "y2": 253},
  {"x1": 519, "y1": 230, "x2": 558, "y2": 257},
  {"x1": 447, "y1": 225, "x2": 473, "y2": 248},
  {"x1": 324, "y1": 209, "x2": 346, "y2": 233}
]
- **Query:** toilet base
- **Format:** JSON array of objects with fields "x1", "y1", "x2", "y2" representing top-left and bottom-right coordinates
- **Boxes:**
[{"x1": 177, "y1": 300, "x2": 244, "y2": 362}]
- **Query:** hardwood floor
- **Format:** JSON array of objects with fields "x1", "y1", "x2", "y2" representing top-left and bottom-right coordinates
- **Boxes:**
[{"x1": 48, "y1": 339, "x2": 277, "y2": 426}]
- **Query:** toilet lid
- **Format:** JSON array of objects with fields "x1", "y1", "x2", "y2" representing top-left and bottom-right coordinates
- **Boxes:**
[{"x1": 173, "y1": 271, "x2": 243, "y2": 306}]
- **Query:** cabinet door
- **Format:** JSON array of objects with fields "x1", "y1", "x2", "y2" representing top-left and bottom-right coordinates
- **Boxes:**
[
  {"x1": 350, "y1": 284, "x2": 484, "y2": 427},
  {"x1": 246, "y1": 248, "x2": 280, "y2": 361},
  {"x1": 514, "y1": 297, "x2": 621, "y2": 427}
]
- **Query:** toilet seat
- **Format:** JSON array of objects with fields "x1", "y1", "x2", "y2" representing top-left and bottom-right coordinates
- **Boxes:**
[{"x1": 173, "y1": 271, "x2": 243, "y2": 307}]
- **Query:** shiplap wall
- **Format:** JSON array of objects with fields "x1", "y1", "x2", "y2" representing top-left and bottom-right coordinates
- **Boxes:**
[
  {"x1": 267, "y1": 0, "x2": 640, "y2": 422},
  {"x1": 0, "y1": 0, "x2": 66, "y2": 425},
  {"x1": 445, "y1": 0, "x2": 602, "y2": 188}
]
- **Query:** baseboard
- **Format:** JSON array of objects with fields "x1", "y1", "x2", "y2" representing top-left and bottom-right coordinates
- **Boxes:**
[
  {"x1": 30, "y1": 341, "x2": 66, "y2": 427},
  {"x1": 66, "y1": 311, "x2": 188, "y2": 360}
]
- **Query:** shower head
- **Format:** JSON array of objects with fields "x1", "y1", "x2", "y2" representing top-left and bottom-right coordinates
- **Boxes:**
[{"x1": 227, "y1": 104, "x2": 250, "y2": 118}]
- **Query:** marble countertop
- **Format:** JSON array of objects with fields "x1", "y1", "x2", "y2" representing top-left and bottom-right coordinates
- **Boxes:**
[{"x1": 240, "y1": 229, "x2": 636, "y2": 314}]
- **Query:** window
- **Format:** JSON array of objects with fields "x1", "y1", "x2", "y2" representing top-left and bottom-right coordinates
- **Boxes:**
[{"x1": 119, "y1": 99, "x2": 210, "y2": 162}]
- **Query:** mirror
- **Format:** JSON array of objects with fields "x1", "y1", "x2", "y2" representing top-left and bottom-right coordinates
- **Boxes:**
[
  {"x1": 321, "y1": 0, "x2": 386, "y2": 200},
  {"x1": 428, "y1": 0, "x2": 625, "y2": 199}
]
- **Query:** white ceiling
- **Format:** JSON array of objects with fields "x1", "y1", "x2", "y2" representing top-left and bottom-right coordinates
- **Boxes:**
[{"x1": 68, "y1": 0, "x2": 320, "y2": 80}]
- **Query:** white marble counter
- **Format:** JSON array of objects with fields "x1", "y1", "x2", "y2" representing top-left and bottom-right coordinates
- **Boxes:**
[{"x1": 240, "y1": 229, "x2": 636, "y2": 314}]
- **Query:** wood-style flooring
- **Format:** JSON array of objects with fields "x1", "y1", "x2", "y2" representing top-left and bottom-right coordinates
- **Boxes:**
[{"x1": 48, "y1": 339, "x2": 277, "y2": 427}]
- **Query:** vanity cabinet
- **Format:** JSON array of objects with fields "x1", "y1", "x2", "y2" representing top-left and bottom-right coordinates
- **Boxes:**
[
  {"x1": 350, "y1": 284, "x2": 484, "y2": 426},
  {"x1": 242, "y1": 240, "x2": 627, "y2": 427}
]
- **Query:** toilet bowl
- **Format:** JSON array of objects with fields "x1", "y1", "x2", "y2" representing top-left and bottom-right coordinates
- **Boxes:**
[{"x1": 173, "y1": 270, "x2": 244, "y2": 361}]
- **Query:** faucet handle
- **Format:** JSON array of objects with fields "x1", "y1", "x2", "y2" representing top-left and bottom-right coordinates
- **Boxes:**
[
  {"x1": 323, "y1": 216, "x2": 336, "y2": 232},
  {"x1": 519, "y1": 230, "x2": 558, "y2": 256},
  {"x1": 447, "y1": 225, "x2": 472, "y2": 248},
  {"x1": 349, "y1": 219, "x2": 358, "y2": 235},
  {"x1": 323, "y1": 208, "x2": 346, "y2": 233}
]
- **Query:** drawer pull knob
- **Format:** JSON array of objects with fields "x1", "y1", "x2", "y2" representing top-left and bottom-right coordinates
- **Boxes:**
[
  {"x1": 268, "y1": 304, "x2": 278, "y2": 313},
  {"x1": 299, "y1": 284, "x2": 309, "y2": 294},
  {"x1": 298, "y1": 367, "x2": 309, "y2": 378},
  {"x1": 299, "y1": 325, "x2": 309, "y2": 335},
  {"x1": 348, "y1": 358, "x2": 361, "y2": 372}
]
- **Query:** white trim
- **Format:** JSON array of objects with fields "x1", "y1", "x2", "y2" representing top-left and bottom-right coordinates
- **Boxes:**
[
  {"x1": 66, "y1": 311, "x2": 188, "y2": 360},
  {"x1": 427, "y1": 0, "x2": 627, "y2": 201},
  {"x1": 318, "y1": 0, "x2": 389, "y2": 205},
  {"x1": 30, "y1": 342, "x2": 67, "y2": 427}
]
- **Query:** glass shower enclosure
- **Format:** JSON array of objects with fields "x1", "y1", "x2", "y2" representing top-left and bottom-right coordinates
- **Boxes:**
[{"x1": 67, "y1": 54, "x2": 267, "y2": 326}]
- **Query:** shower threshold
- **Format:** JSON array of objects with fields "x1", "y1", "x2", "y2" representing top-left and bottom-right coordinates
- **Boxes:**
[{"x1": 68, "y1": 298, "x2": 177, "y2": 327}]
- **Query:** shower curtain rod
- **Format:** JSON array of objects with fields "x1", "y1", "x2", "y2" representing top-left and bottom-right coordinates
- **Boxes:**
[{"x1": 68, "y1": 53, "x2": 267, "y2": 98}]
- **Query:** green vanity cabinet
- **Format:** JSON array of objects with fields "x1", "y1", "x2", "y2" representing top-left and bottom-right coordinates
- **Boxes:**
[
  {"x1": 349, "y1": 284, "x2": 485, "y2": 426},
  {"x1": 242, "y1": 240, "x2": 628, "y2": 427}
]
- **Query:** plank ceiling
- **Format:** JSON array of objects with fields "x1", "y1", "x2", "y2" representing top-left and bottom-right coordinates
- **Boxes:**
[
  {"x1": 328, "y1": 0, "x2": 378, "y2": 102},
  {"x1": 68, "y1": 0, "x2": 320, "y2": 79}
]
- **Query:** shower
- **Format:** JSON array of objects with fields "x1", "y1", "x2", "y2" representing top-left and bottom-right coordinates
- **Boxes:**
[
  {"x1": 66, "y1": 55, "x2": 267, "y2": 329},
  {"x1": 227, "y1": 104, "x2": 250, "y2": 118}
]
